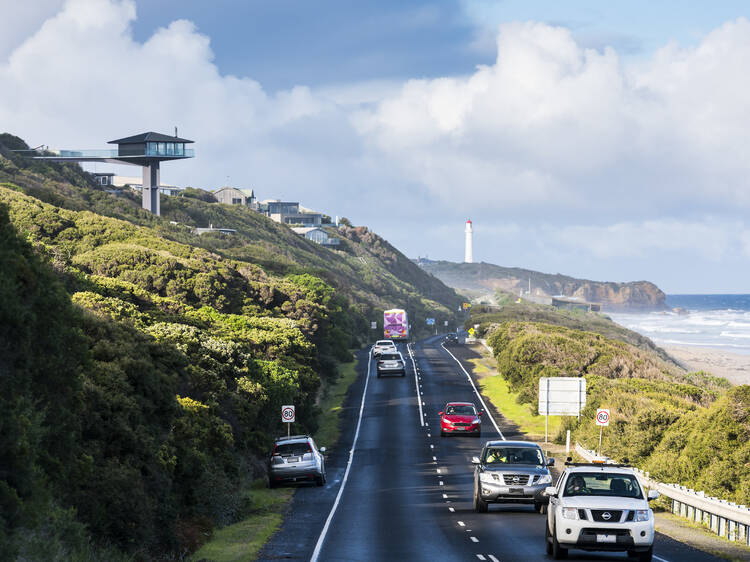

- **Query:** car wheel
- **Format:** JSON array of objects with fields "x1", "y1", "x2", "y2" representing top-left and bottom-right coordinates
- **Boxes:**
[
  {"x1": 634, "y1": 547, "x2": 653, "y2": 562},
  {"x1": 440, "y1": 431, "x2": 447, "y2": 437},
  {"x1": 552, "y1": 530, "x2": 568, "y2": 559},
  {"x1": 545, "y1": 523, "x2": 553, "y2": 555},
  {"x1": 316, "y1": 474, "x2": 325, "y2": 486},
  {"x1": 474, "y1": 431, "x2": 481, "y2": 438},
  {"x1": 376, "y1": 371, "x2": 381, "y2": 378},
  {"x1": 268, "y1": 479, "x2": 278, "y2": 489},
  {"x1": 534, "y1": 501, "x2": 543, "y2": 513},
  {"x1": 474, "y1": 480, "x2": 489, "y2": 513}
]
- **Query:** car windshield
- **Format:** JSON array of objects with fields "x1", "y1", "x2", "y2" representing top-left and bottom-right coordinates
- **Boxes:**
[
  {"x1": 484, "y1": 447, "x2": 543, "y2": 465},
  {"x1": 376, "y1": 341, "x2": 394, "y2": 346},
  {"x1": 274, "y1": 442, "x2": 311, "y2": 457},
  {"x1": 563, "y1": 472, "x2": 644, "y2": 498},
  {"x1": 445, "y1": 405, "x2": 476, "y2": 415},
  {"x1": 380, "y1": 353, "x2": 401, "y2": 360}
]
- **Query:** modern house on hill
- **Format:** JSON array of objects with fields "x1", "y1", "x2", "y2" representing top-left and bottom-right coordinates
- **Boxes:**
[
  {"x1": 27, "y1": 131, "x2": 194, "y2": 215},
  {"x1": 214, "y1": 186, "x2": 258, "y2": 208},
  {"x1": 291, "y1": 227, "x2": 340, "y2": 247},
  {"x1": 262, "y1": 200, "x2": 322, "y2": 226}
]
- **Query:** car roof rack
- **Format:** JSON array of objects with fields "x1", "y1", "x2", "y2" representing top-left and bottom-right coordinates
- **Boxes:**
[
  {"x1": 275, "y1": 434, "x2": 309, "y2": 442},
  {"x1": 564, "y1": 456, "x2": 631, "y2": 468}
]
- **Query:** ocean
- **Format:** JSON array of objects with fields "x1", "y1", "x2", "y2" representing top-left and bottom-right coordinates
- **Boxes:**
[{"x1": 609, "y1": 295, "x2": 750, "y2": 355}]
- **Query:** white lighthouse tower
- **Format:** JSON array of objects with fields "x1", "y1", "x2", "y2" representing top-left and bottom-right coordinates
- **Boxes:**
[{"x1": 464, "y1": 219, "x2": 473, "y2": 263}]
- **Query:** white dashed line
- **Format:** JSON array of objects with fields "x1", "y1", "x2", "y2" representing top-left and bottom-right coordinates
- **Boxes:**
[
  {"x1": 488, "y1": 556, "x2": 499, "y2": 562},
  {"x1": 432, "y1": 456, "x2": 437, "y2": 461},
  {"x1": 430, "y1": 444, "x2": 434, "y2": 449},
  {"x1": 442, "y1": 493, "x2": 448, "y2": 499},
  {"x1": 436, "y1": 468, "x2": 441, "y2": 474},
  {"x1": 439, "y1": 481, "x2": 444, "y2": 486},
  {"x1": 476, "y1": 556, "x2": 486, "y2": 561},
  {"x1": 449, "y1": 507, "x2": 455, "y2": 512},
  {"x1": 458, "y1": 521, "x2": 465, "y2": 527},
  {"x1": 427, "y1": 433, "x2": 431, "y2": 437},
  {"x1": 470, "y1": 536, "x2": 478, "y2": 543}
]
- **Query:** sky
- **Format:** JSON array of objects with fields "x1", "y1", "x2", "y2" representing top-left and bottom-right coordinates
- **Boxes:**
[{"x1": 1, "y1": 0, "x2": 750, "y2": 293}]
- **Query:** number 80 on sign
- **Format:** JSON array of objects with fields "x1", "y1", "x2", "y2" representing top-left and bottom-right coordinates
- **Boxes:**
[
  {"x1": 595, "y1": 408, "x2": 610, "y2": 427},
  {"x1": 281, "y1": 405, "x2": 295, "y2": 423}
]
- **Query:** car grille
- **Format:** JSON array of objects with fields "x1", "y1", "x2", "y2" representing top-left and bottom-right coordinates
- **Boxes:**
[
  {"x1": 502, "y1": 474, "x2": 531, "y2": 485},
  {"x1": 580, "y1": 528, "x2": 631, "y2": 537},
  {"x1": 453, "y1": 422, "x2": 471, "y2": 427},
  {"x1": 591, "y1": 510, "x2": 623, "y2": 523}
]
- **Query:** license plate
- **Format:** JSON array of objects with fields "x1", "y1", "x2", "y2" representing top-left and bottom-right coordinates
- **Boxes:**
[
  {"x1": 508, "y1": 487, "x2": 524, "y2": 494},
  {"x1": 455, "y1": 426, "x2": 465, "y2": 430},
  {"x1": 288, "y1": 457, "x2": 300, "y2": 463},
  {"x1": 596, "y1": 534, "x2": 616, "y2": 543}
]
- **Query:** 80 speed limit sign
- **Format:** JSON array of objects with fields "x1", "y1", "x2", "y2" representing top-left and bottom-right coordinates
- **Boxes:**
[
  {"x1": 281, "y1": 405, "x2": 295, "y2": 423},
  {"x1": 595, "y1": 408, "x2": 610, "y2": 427}
]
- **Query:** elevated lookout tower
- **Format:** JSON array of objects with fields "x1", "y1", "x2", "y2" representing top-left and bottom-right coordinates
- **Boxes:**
[{"x1": 31, "y1": 131, "x2": 194, "y2": 215}]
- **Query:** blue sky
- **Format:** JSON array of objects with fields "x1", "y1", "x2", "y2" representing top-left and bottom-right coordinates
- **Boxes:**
[{"x1": 3, "y1": 0, "x2": 750, "y2": 293}]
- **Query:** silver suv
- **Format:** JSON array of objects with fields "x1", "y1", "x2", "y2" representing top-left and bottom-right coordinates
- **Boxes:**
[
  {"x1": 268, "y1": 435, "x2": 326, "y2": 488},
  {"x1": 376, "y1": 351, "x2": 406, "y2": 377},
  {"x1": 472, "y1": 440, "x2": 554, "y2": 513}
]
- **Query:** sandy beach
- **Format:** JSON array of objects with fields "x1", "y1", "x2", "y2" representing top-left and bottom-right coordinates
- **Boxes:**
[{"x1": 664, "y1": 345, "x2": 750, "y2": 386}]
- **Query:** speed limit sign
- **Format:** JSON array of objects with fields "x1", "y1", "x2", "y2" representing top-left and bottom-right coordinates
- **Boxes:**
[
  {"x1": 281, "y1": 405, "x2": 295, "y2": 423},
  {"x1": 595, "y1": 408, "x2": 610, "y2": 427}
]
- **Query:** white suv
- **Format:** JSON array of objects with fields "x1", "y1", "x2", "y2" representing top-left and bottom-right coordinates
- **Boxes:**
[{"x1": 544, "y1": 462, "x2": 659, "y2": 561}]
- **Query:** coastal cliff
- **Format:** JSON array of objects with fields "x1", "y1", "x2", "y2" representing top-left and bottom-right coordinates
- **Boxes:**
[{"x1": 416, "y1": 260, "x2": 666, "y2": 310}]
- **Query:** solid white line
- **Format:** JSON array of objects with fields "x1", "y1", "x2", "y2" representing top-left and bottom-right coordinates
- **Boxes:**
[
  {"x1": 408, "y1": 343, "x2": 425, "y2": 427},
  {"x1": 310, "y1": 354, "x2": 372, "y2": 562},
  {"x1": 440, "y1": 343, "x2": 503, "y2": 438},
  {"x1": 488, "y1": 556, "x2": 499, "y2": 562},
  {"x1": 470, "y1": 536, "x2": 478, "y2": 543}
]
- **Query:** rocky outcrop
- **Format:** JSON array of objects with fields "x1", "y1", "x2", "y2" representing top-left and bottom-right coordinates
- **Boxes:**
[{"x1": 416, "y1": 260, "x2": 666, "y2": 310}]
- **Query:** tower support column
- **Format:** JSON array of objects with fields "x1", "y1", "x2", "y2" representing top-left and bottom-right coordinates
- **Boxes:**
[{"x1": 142, "y1": 161, "x2": 161, "y2": 215}]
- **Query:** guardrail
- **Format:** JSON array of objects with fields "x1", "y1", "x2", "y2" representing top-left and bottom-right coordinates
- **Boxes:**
[{"x1": 575, "y1": 443, "x2": 750, "y2": 545}]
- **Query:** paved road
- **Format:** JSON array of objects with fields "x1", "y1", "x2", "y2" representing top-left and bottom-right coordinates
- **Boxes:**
[{"x1": 260, "y1": 337, "x2": 719, "y2": 561}]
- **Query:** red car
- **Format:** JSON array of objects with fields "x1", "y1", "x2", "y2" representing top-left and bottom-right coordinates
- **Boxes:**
[{"x1": 439, "y1": 402, "x2": 482, "y2": 437}]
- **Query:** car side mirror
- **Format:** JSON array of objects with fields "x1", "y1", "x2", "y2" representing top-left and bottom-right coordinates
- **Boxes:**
[
  {"x1": 544, "y1": 486, "x2": 557, "y2": 497},
  {"x1": 471, "y1": 457, "x2": 481, "y2": 465},
  {"x1": 319, "y1": 447, "x2": 326, "y2": 453},
  {"x1": 647, "y1": 490, "x2": 659, "y2": 501},
  {"x1": 438, "y1": 411, "x2": 444, "y2": 416},
  {"x1": 546, "y1": 458, "x2": 555, "y2": 466},
  {"x1": 478, "y1": 411, "x2": 483, "y2": 417}
]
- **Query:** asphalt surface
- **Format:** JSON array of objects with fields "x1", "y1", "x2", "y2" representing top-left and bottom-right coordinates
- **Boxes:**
[{"x1": 259, "y1": 337, "x2": 720, "y2": 561}]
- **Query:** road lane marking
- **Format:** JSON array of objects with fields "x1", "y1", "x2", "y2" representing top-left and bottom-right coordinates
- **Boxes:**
[
  {"x1": 436, "y1": 468, "x2": 441, "y2": 473},
  {"x1": 442, "y1": 493, "x2": 448, "y2": 498},
  {"x1": 488, "y1": 556, "x2": 499, "y2": 562},
  {"x1": 430, "y1": 444, "x2": 434, "y2": 449},
  {"x1": 476, "y1": 556, "x2": 486, "y2": 561},
  {"x1": 310, "y1": 352, "x2": 372, "y2": 562},
  {"x1": 653, "y1": 556, "x2": 670, "y2": 562},
  {"x1": 407, "y1": 343, "x2": 424, "y2": 427},
  {"x1": 470, "y1": 537, "x2": 478, "y2": 543},
  {"x1": 440, "y1": 343, "x2": 503, "y2": 437},
  {"x1": 428, "y1": 433, "x2": 431, "y2": 437},
  {"x1": 449, "y1": 507, "x2": 455, "y2": 512},
  {"x1": 458, "y1": 521, "x2": 465, "y2": 527},
  {"x1": 439, "y1": 481, "x2": 444, "y2": 486}
]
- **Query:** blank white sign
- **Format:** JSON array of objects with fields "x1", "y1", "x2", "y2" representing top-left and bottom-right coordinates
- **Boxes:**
[{"x1": 538, "y1": 377, "x2": 587, "y2": 416}]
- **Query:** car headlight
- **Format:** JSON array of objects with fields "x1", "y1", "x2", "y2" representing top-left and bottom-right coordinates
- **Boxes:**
[
  {"x1": 634, "y1": 509, "x2": 650, "y2": 522},
  {"x1": 479, "y1": 472, "x2": 499, "y2": 483},
  {"x1": 562, "y1": 507, "x2": 580, "y2": 520},
  {"x1": 537, "y1": 474, "x2": 552, "y2": 485}
]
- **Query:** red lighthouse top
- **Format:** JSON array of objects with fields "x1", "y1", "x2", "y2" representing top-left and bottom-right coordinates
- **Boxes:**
[{"x1": 466, "y1": 219, "x2": 472, "y2": 224}]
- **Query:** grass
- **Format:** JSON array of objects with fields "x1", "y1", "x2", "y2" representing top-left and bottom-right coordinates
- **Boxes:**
[
  {"x1": 466, "y1": 353, "x2": 563, "y2": 440},
  {"x1": 190, "y1": 481, "x2": 294, "y2": 562},
  {"x1": 314, "y1": 355, "x2": 359, "y2": 452}
]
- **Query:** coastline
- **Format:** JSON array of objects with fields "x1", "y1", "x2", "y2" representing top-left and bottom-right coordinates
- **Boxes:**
[{"x1": 663, "y1": 344, "x2": 750, "y2": 386}]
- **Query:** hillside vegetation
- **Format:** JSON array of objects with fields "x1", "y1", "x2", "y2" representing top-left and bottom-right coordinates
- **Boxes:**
[
  {"x1": 481, "y1": 317, "x2": 749, "y2": 504},
  {"x1": 0, "y1": 133, "x2": 461, "y2": 559}
]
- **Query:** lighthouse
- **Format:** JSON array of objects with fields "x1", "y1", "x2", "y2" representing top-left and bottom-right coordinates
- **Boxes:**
[{"x1": 464, "y1": 219, "x2": 473, "y2": 263}]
